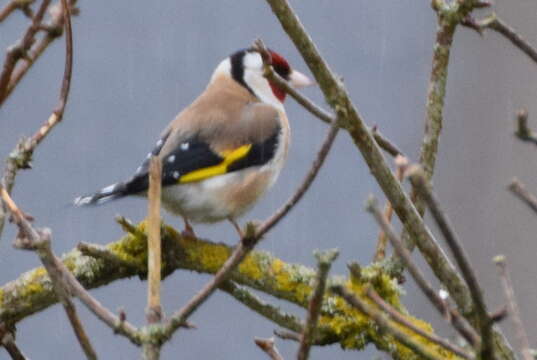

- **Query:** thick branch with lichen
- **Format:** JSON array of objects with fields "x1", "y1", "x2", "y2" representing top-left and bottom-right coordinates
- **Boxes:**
[{"x1": 0, "y1": 223, "x2": 461, "y2": 359}]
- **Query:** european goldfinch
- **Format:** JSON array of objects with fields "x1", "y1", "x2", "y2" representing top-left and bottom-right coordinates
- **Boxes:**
[{"x1": 75, "y1": 47, "x2": 313, "y2": 236}]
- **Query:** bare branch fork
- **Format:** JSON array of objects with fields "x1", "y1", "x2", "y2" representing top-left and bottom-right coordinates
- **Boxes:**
[{"x1": 462, "y1": 14, "x2": 537, "y2": 66}]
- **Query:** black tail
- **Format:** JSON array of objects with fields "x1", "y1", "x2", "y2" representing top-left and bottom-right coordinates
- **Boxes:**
[{"x1": 74, "y1": 182, "x2": 128, "y2": 206}]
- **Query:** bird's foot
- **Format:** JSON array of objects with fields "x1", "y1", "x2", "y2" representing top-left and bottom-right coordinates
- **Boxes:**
[
  {"x1": 228, "y1": 218, "x2": 244, "y2": 239},
  {"x1": 181, "y1": 218, "x2": 196, "y2": 239}
]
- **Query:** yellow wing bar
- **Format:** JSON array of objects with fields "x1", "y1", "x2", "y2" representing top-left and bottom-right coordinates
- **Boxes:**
[{"x1": 179, "y1": 144, "x2": 252, "y2": 183}]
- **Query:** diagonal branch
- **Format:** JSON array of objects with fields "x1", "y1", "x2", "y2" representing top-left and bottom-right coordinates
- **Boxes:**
[
  {"x1": 508, "y1": 178, "x2": 537, "y2": 214},
  {"x1": 366, "y1": 288, "x2": 473, "y2": 360},
  {"x1": 331, "y1": 285, "x2": 446, "y2": 360},
  {"x1": 408, "y1": 166, "x2": 494, "y2": 359},
  {"x1": 1, "y1": 188, "x2": 97, "y2": 360},
  {"x1": 252, "y1": 39, "x2": 402, "y2": 158},
  {"x1": 366, "y1": 196, "x2": 480, "y2": 347},
  {"x1": 494, "y1": 256, "x2": 532, "y2": 360}
]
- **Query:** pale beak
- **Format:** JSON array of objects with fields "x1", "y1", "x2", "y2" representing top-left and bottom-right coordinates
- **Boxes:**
[{"x1": 288, "y1": 70, "x2": 315, "y2": 89}]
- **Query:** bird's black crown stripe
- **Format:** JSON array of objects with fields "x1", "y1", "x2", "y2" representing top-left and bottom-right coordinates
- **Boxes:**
[{"x1": 230, "y1": 49, "x2": 255, "y2": 96}]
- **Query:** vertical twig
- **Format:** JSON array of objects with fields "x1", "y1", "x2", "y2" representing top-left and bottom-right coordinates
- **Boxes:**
[
  {"x1": 373, "y1": 156, "x2": 408, "y2": 262},
  {"x1": 493, "y1": 256, "x2": 532, "y2": 360},
  {"x1": 143, "y1": 157, "x2": 163, "y2": 360},
  {"x1": 297, "y1": 250, "x2": 338, "y2": 360}
]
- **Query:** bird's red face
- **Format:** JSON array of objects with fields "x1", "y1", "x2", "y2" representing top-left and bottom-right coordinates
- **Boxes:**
[
  {"x1": 267, "y1": 50, "x2": 314, "y2": 103},
  {"x1": 268, "y1": 50, "x2": 291, "y2": 102},
  {"x1": 226, "y1": 48, "x2": 314, "y2": 105}
]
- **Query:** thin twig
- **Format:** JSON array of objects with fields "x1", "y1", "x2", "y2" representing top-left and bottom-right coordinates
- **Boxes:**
[
  {"x1": 493, "y1": 256, "x2": 532, "y2": 360},
  {"x1": 256, "y1": 118, "x2": 339, "y2": 239},
  {"x1": 331, "y1": 285, "x2": 445, "y2": 360},
  {"x1": 219, "y1": 281, "x2": 303, "y2": 334},
  {"x1": 408, "y1": 166, "x2": 494, "y2": 359},
  {"x1": 366, "y1": 288, "x2": 473, "y2": 360},
  {"x1": 2, "y1": 1, "x2": 72, "y2": 105},
  {"x1": 0, "y1": 0, "x2": 74, "y2": 239},
  {"x1": 146, "y1": 157, "x2": 162, "y2": 324},
  {"x1": 0, "y1": 0, "x2": 52, "y2": 103},
  {"x1": 143, "y1": 157, "x2": 163, "y2": 360},
  {"x1": 463, "y1": 14, "x2": 537, "y2": 65},
  {"x1": 0, "y1": 0, "x2": 34, "y2": 22},
  {"x1": 252, "y1": 39, "x2": 402, "y2": 158},
  {"x1": 255, "y1": 338, "x2": 284, "y2": 360},
  {"x1": 1, "y1": 188, "x2": 97, "y2": 360},
  {"x1": 373, "y1": 155, "x2": 408, "y2": 262},
  {"x1": 161, "y1": 115, "x2": 339, "y2": 341},
  {"x1": 509, "y1": 178, "x2": 537, "y2": 214},
  {"x1": 297, "y1": 250, "x2": 338, "y2": 360},
  {"x1": 77, "y1": 242, "x2": 138, "y2": 269},
  {"x1": 365, "y1": 196, "x2": 480, "y2": 347},
  {"x1": 0, "y1": 324, "x2": 27, "y2": 360},
  {"x1": 513, "y1": 109, "x2": 537, "y2": 145}
]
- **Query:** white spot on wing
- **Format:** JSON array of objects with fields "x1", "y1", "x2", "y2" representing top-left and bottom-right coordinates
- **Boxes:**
[
  {"x1": 156, "y1": 139, "x2": 163, "y2": 147},
  {"x1": 438, "y1": 289, "x2": 449, "y2": 300},
  {"x1": 180, "y1": 142, "x2": 189, "y2": 151},
  {"x1": 168, "y1": 155, "x2": 176, "y2": 163},
  {"x1": 146, "y1": 153, "x2": 152, "y2": 159},
  {"x1": 101, "y1": 184, "x2": 116, "y2": 194},
  {"x1": 173, "y1": 171, "x2": 180, "y2": 179},
  {"x1": 74, "y1": 196, "x2": 91, "y2": 206},
  {"x1": 136, "y1": 166, "x2": 143, "y2": 174}
]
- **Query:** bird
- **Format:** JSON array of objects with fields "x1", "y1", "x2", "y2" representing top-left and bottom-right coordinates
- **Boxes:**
[{"x1": 74, "y1": 47, "x2": 313, "y2": 237}]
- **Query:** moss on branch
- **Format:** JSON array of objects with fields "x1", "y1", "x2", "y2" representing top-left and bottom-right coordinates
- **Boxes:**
[{"x1": 0, "y1": 222, "x2": 463, "y2": 359}]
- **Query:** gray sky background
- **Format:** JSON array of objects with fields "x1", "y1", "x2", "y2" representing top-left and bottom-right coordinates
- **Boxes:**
[{"x1": 1, "y1": 1, "x2": 537, "y2": 359}]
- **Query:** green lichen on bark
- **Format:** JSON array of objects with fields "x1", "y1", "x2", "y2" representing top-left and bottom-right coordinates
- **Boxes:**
[{"x1": 0, "y1": 223, "x2": 462, "y2": 359}]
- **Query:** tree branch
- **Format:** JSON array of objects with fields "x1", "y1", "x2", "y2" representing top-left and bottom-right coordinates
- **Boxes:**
[
  {"x1": 408, "y1": 166, "x2": 494, "y2": 359},
  {"x1": 0, "y1": 0, "x2": 51, "y2": 102},
  {"x1": 463, "y1": 13, "x2": 537, "y2": 65},
  {"x1": 0, "y1": 0, "x2": 75, "y2": 240},
  {"x1": 331, "y1": 285, "x2": 447, "y2": 360},
  {"x1": 366, "y1": 288, "x2": 473, "y2": 360},
  {"x1": 1, "y1": 188, "x2": 97, "y2": 360},
  {"x1": 493, "y1": 256, "x2": 532, "y2": 360},
  {"x1": 508, "y1": 178, "x2": 537, "y2": 214},
  {"x1": 255, "y1": 338, "x2": 284, "y2": 360},
  {"x1": 366, "y1": 196, "x2": 480, "y2": 347},
  {"x1": 297, "y1": 250, "x2": 338, "y2": 360}
]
